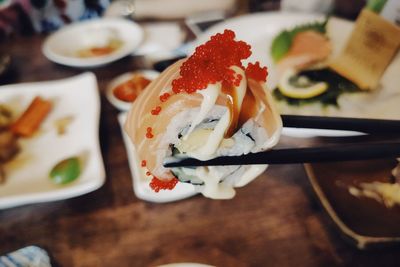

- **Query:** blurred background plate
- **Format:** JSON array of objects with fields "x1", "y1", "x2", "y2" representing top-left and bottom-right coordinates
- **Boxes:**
[
  {"x1": 194, "y1": 12, "x2": 325, "y2": 90},
  {"x1": 42, "y1": 18, "x2": 143, "y2": 68},
  {"x1": 0, "y1": 73, "x2": 105, "y2": 209},
  {"x1": 194, "y1": 12, "x2": 400, "y2": 137}
]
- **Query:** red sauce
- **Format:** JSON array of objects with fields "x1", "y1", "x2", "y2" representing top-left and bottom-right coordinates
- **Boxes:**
[
  {"x1": 150, "y1": 176, "x2": 179, "y2": 192},
  {"x1": 151, "y1": 106, "x2": 161, "y2": 115},
  {"x1": 141, "y1": 160, "x2": 147, "y2": 167},
  {"x1": 171, "y1": 29, "x2": 251, "y2": 94},
  {"x1": 245, "y1": 61, "x2": 268, "y2": 82}
]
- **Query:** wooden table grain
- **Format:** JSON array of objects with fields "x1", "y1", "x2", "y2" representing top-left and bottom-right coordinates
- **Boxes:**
[{"x1": 1, "y1": 35, "x2": 400, "y2": 267}]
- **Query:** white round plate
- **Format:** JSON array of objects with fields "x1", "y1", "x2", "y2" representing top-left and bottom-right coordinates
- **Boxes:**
[
  {"x1": 106, "y1": 70, "x2": 160, "y2": 111},
  {"x1": 42, "y1": 18, "x2": 143, "y2": 68},
  {"x1": 195, "y1": 12, "x2": 400, "y2": 137}
]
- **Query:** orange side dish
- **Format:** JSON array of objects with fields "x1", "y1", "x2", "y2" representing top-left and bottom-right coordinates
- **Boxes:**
[
  {"x1": 88, "y1": 47, "x2": 115, "y2": 56},
  {"x1": 77, "y1": 39, "x2": 123, "y2": 58},
  {"x1": 11, "y1": 96, "x2": 52, "y2": 137},
  {"x1": 113, "y1": 74, "x2": 152, "y2": 102}
]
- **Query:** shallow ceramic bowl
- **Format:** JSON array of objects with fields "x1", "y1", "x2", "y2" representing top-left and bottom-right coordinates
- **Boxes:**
[
  {"x1": 106, "y1": 69, "x2": 160, "y2": 111},
  {"x1": 42, "y1": 18, "x2": 143, "y2": 68}
]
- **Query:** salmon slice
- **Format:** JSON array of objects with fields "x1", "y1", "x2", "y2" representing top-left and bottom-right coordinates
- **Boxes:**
[
  {"x1": 277, "y1": 30, "x2": 331, "y2": 75},
  {"x1": 244, "y1": 79, "x2": 282, "y2": 149},
  {"x1": 126, "y1": 60, "x2": 208, "y2": 179}
]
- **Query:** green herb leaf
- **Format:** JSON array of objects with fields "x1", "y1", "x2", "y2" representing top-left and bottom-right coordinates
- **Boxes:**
[
  {"x1": 367, "y1": 0, "x2": 387, "y2": 13},
  {"x1": 271, "y1": 30, "x2": 292, "y2": 62}
]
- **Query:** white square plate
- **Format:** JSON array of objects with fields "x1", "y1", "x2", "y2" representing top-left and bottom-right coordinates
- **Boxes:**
[{"x1": 0, "y1": 73, "x2": 105, "y2": 209}]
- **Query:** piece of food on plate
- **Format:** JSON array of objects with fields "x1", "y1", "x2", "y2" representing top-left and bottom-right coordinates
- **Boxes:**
[
  {"x1": 113, "y1": 73, "x2": 152, "y2": 102},
  {"x1": 50, "y1": 156, "x2": 81, "y2": 185},
  {"x1": 0, "y1": 104, "x2": 19, "y2": 184},
  {"x1": 270, "y1": 19, "x2": 367, "y2": 109},
  {"x1": 54, "y1": 115, "x2": 74, "y2": 136},
  {"x1": 11, "y1": 96, "x2": 52, "y2": 137},
  {"x1": 76, "y1": 28, "x2": 123, "y2": 58},
  {"x1": 273, "y1": 68, "x2": 362, "y2": 107},
  {"x1": 0, "y1": 104, "x2": 13, "y2": 130},
  {"x1": 125, "y1": 30, "x2": 282, "y2": 199},
  {"x1": 271, "y1": 19, "x2": 331, "y2": 74},
  {"x1": 0, "y1": 104, "x2": 18, "y2": 163},
  {"x1": 77, "y1": 39, "x2": 123, "y2": 58},
  {"x1": 0, "y1": 131, "x2": 19, "y2": 163},
  {"x1": 0, "y1": 96, "x2": 54, "y2": 185},
  {"x1": 349, "y1": 159, "x2": 400, "y2": 208}
]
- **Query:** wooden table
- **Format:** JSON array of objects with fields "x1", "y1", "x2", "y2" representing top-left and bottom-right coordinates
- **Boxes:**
[{"x1": 1, "y1": 35, "x2": 399, "y2": 267}]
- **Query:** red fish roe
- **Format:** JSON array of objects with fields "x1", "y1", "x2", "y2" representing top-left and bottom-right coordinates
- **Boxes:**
[
  {"x1": 145, "y1": 127, "x2": 154, "y2": 139},
  {"x1": 146, "y1": 171, "x2": 151, "y2": 176},
  {"x1": 141, "y1": 160, "x2": 147, "y2": 167},
  {"x1": 245, "y1": 61, "x2": 268, "y2": 82},
  {"x1": 150, "y1": 177, "x2": 178, "y2": 192},
  {"x1": 172, "y1": 29, "x2": 251, "y2": 94},
  {"x1": 159, "y1": 93, "x2": 171, "y2": 102},
  {"x1": 151, "y1": 106, "x2": 162, "y2": 115}
]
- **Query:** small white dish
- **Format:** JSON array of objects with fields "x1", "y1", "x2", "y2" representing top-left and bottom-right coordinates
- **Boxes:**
[
  {"x1": 118, "y1": 112, "x2": 197, "y2": 203},
  {"x1": 106, "y1": 70, "x2": 159, "y2": 111},
  {"x1": 0, "y1": 73, "x2": 105, "y2": 209},
  {"x1": 42, "y1": 18, "x2": 143, "y2": 68}
]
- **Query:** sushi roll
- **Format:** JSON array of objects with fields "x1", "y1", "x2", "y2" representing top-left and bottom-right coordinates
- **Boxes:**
[{"x1": 124, "y1": 30, "x2": 282, "y2": 199}]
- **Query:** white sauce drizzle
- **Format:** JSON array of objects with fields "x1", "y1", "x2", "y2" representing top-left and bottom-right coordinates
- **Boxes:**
[
  {"x1": 187, "y1": 108, "x2": 231, "y2": 160},
  {"x1": 183, "y1": 83, "x2": 221, "y2": 139},
  {"x1": 196, "y1": 167, "x2": 236, "y2": 199}
]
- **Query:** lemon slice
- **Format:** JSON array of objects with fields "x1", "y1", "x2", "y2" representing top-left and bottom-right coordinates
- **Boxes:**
[{"x1": 278, "y1": 68, "x2": 328, "y2": 99}]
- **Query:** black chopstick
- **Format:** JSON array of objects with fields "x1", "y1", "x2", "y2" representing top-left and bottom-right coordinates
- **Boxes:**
[
  {"x1": 153, "y1": 56, "x2": 185, "y2": 72},
  {"x1": 164, "y1": 142, "x2": 400, "y2": 167},
  {"x1": 282, "y1": 115, "x2": 400, "y2": 134}
]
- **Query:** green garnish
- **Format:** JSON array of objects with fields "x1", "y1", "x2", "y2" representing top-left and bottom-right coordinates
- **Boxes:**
[
  {"x1": 271, "y1": 18, "x2": 329, "y2": 62},
  {"x1": 273, "y1": 68, "x2": 364, "y2": 107},
  {"x1": 50, "y1": 157, "x2": 81, "y2": 185},
  {"x1": 366, "y1": 0, "x2": 387, "y2": 13}
]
